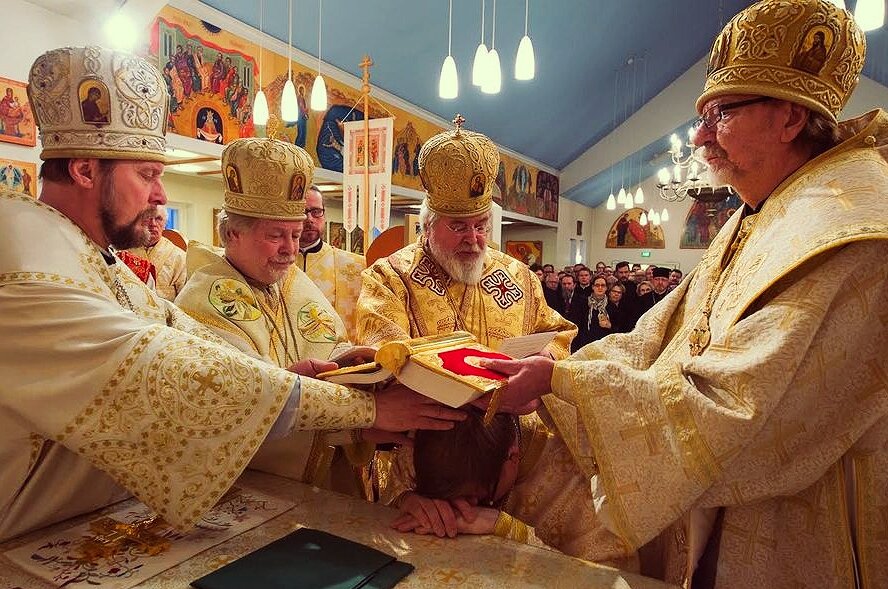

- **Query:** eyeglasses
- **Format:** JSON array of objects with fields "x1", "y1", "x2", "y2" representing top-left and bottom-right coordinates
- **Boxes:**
[
  {"x1": 694, "y1": 96, "x2": 773, "y2": 131},
  {"x1": 444, "y1": 221, "x2": 491, "y2": 236},
  {"x1": 304, "y1": 207, "x2": 325, "y2": 219}
]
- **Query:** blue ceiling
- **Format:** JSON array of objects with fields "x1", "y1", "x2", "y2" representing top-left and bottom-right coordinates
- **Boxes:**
[{"x1": 199, "y1": 0, "x2": 887, "y2": 189}]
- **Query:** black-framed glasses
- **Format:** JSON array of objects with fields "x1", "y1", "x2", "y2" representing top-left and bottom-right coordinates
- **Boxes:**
[
  {"x1": 304, "y1": 207, "x2": 325, "y2": 219},
  {"x1": 694, "y1": 96, "x2": 773, "y2": 131}
]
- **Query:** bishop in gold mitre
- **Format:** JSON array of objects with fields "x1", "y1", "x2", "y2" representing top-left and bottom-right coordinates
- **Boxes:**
[
  {"x1": 481, "y1": 1, "x2": 888, "y2": 587},
  {"x1": 0, "y1": 46, "x2": 461, "y2": 542},
  {"x1": 354, "y1": 115, "x2": 576, "y2": 506},
  {"x1": 175, "y1": 137, "x2": 375, "y2": 494}
]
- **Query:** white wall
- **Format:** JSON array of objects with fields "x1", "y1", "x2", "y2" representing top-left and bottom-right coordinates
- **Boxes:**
[{"x1": 0, "y1": 1, "x2": 90, "y2": 169}]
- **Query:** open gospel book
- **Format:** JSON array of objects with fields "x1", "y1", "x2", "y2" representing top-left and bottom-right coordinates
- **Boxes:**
[{"x1": 316, "y1": 331, "x2": 556, "y2": 409}]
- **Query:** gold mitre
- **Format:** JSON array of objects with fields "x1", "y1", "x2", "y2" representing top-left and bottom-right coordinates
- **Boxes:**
[
  {"x1": 27, "y1": 46, "x2": 168, "y2": 162},
  {"x1": 697, "y1": 0, "x2": 866, "y2": 122},
  {"x1": 419, "y1": 114, "x2": 500, "y2": 218},
  {"x1": 221, "y1": 137, "x2": 314, "y2": 221}
]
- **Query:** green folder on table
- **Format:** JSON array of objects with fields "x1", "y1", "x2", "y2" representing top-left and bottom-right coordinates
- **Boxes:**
[{"x1": 191, "y1": 528, "x2": 414, "y2": 589}]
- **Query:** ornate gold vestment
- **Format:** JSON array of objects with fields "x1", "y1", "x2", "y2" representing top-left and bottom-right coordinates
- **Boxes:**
[
  {"x1": 296, "y1": 241, "x2": 365, "y2": 339},
  {"x1": 127, "y1": 236, "x2": 187, "y2": 301},
  {"x1": 176, "y1": 242, "x2": 366, "y2": 485},
  {"x1": 545, "y1": 110, "x2": 888, "y2": 588},
  {"x1": 0, "y1": 194, "x2": 375, "y2": 542},
  {"x1": 356, "y1": 238, "x2": 576, "y2": 353},
  {"x1": 356, "y1": 238, "x2": 576, "y2": 502}
]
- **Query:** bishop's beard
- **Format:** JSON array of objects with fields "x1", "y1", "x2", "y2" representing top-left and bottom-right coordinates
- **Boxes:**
[{"x1": 428, "y1": 238, "x2": 486, "y2": 285}]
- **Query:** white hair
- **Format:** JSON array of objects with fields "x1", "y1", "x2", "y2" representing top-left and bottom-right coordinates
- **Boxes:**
[
  {"x1": 418, "y1": 198, "x2": 438, "y2": 233},
  {"x1": 216, "y1": 209, "x2": 257, "y2": 247}
]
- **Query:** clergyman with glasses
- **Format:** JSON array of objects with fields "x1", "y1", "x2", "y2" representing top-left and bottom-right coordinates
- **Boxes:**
[
  {"x1": 477, "y1": 1, "x2": 888, "y2": 586},
  {"x1": 296, "y1": 184, "x2": 366, "y2": 339},
  {"x1": 355, "y1": 116, "x2": 576, "y2": 536}
]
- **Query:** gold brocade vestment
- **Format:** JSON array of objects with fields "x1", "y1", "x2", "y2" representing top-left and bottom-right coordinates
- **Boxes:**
[
  {"x1": 296, "y1": 241, "x2": 365, "y2": 340},
  {"x1": 0, "y1": 193, "x2": 375, "y2": 543},
  {"x1": 546, "y1": 110, "x2": 888, "y2": 588},
  {"x1": 356, "y1": 238, "x2": 576, "y2": 502},
  {"x1": 176, "y1": 242, "x2": 370, "y2": 486},
  {"x1": 127, "y1": 235, "x2": 187, "y2": 301}
]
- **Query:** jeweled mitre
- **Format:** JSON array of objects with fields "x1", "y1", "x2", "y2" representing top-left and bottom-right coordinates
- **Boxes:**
[
  {"x1": 697, "y1": 0, "x2": 866, "y2": 122},
  {"x1": 419, "y1": 117, "x2": 500, "y2": 218},
  {"x1": 27, "y1": 46, "x2": 169, "y2": 161},
  {"x1": 222, "y1": 137, "x2": 314, "y2": 221}
]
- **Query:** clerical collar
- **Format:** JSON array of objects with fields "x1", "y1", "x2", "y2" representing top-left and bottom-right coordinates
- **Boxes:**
[
  {"x1": 101, "y1": 249, "x2": 117, "y2": 265},
  {"x1": 300, "y1": 238, "x2": 323, "y2": 255}
]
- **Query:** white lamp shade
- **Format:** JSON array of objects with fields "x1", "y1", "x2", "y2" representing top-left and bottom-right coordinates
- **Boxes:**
[
  {"x1": 856, "y1": 0, "x2": 885, "y2": 30},
  {"x1": 310, "y1": 74, "x2": 328, "y2": 111},
  {"x1": 104, "y1": 11, "x2": 138, "y2": 52},
  {"x1": 829, "y1": 0, "x2": 846, "y2": 9},
  {"x1": 606, "y1": 193, "x2": 616, "y2": 210},
  {"x1": 616, "y1": 187, "x2": 626, "y2": 204},
  {"x1": 652, "y1": 211, "x2": 661, "y2": 225},
  {"x1": 253, "y1": 89, "x2": 269, "y2": 126},
  {"x1": 634, "y1": 186, "x2": 644, "y2": 204},
  {"x1": 661, "y1": 208, "x2": 670, "y2": 222},
  {"x1": 439, "y1": 55, "x2": 459, "y2": 99},
  {"x1": 472, "y1": 43, "x2": 489, "y2": 86},
  {"x1": 657, "y1": 167, "x2": 671, "y2": 185},
  {"x1": 623, "y1": 196, "x2": 632, "y2": 210},
  {"x1": 281, "y1": 79, "x2": 300, "y2": 122},
  {"x1": 482, "y1": 49, "x2": 502, "y2": 94},
  {"x1": 514, "y1": 35, "x2": 535, "y2": 80},
  {"x1": 639, "y1": 212, "x2": 648, "y2": 226}
]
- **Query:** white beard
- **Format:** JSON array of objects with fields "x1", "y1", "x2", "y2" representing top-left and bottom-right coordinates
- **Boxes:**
[{"x1": 428, "y1": 238, "x2": 486, "y2": 285}]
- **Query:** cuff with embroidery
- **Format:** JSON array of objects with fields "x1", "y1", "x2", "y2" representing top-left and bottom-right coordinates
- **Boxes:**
[
  {"x1": 493, "y1": 511, "x2": 530, "y2": 544},
  {"x1": 296, "y1": 378, "x2": 375, "y2": 430}
]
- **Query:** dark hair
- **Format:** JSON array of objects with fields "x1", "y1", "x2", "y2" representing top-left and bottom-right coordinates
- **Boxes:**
[
  {"x1": 39, "y1": 158, "x2": 116, "y2": 185},
  {"x1": 529, "y1": 263, "x2": 543, "y2": 272},
  {"x1": 414, "y1": 409, "x2": 516, "y2": 501},
  {"x1": 796, "y1": 110, "x2": 840, "y2": 159},
  {"x1": 615, "y1": 261, "x2": 630, "y2": 272}
]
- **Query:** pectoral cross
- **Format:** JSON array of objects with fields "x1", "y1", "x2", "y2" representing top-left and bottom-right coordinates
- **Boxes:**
[{"x1": 688, "y1": 312, "x2": 711, "y2": 357}]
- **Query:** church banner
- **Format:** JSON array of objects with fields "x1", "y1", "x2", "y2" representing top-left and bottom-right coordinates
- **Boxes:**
[{"x1": 342, "y1": 117, "x2": 394, "y2": 234}]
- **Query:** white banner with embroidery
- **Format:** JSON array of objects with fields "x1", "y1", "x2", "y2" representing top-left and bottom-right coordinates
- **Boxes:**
[
  {"x1": 342, "y1": 117, "x2": 394, "y2": 234},
  {"x1": 3, "y1": 488, "x2": 293, "y2": 589}
]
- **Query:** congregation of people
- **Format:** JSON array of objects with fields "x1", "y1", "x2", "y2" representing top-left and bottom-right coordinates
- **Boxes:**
[{"x1": 0, "y1": 1, "x2": 886, "y2": 588}]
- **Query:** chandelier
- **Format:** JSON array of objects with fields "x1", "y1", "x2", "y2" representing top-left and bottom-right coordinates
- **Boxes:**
[{"x1": 655, "y1": 128, "x2": 734, "y2": 209}]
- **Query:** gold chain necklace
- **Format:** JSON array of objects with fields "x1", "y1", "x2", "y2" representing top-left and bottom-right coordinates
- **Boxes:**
[
  {"x1": 688, "y1": 216, "x2": 756, "y2": 357},
  {"x1": 257, "y1": 285, "x2": 301, "y2": 366}
]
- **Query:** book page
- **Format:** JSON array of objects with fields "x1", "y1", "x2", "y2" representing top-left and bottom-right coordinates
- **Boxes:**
[{"x1": 497, "y1": 331, "x2": 557, "y2": 359}]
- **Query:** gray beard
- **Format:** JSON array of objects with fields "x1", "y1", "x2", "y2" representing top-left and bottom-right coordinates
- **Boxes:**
[{"x1": 428, "y1": 238, "x2": 485, "y2": 285}]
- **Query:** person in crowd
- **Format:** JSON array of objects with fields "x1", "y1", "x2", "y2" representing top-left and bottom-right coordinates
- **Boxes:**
[
  {"x1": 572, "y1": 275, "x2": 615, "y2": 352},
  {"x1": 478, "y1": 2, "x2": 887, "y2": 586}
]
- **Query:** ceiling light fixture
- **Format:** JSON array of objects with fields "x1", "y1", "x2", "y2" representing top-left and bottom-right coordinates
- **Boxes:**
[
  {"x1": 855, "y1": 0, "x2": 885, "y2": 31},
  {"x1": 482, "y1": 0, "x2": 502, "y2": 94},
  {"x1": 472, "y1": 0, "x2": 489, "y2": 87},
  {"x1": 310, "y1": 0, "x2": 328, "y2": 110},
  {"x1": 252, "y1": 0, "x2": 270, "y2": 126},
  {"x1": 514, "y1": 0, "x2": 535, "y2": 80},
  {"x1": 281, "y1": 0, "x2": 300, "y2": 122},
  {"x1": 438, "y1": 0, "x2": 458, "y2": 99}
]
